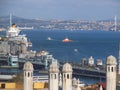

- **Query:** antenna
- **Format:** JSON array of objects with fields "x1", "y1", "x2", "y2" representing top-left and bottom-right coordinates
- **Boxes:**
[
  {"x1": 10, "y1": 13, "x2": 12, "y2": 27},
  {"x1": 114, "y1": 15, "x2": 117, "y2": 31}
]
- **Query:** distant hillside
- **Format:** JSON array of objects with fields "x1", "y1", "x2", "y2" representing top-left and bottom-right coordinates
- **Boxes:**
[
  {"x1": 0, "y1": 15, "x2": 120, "y2": 31},
  {"x1": 0, "y1": 15, "x2": 37, "y2": 24}
]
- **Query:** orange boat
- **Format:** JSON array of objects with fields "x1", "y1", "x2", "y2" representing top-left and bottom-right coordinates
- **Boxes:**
[{"x1": 62, "y1": 38, "x2": 72, "y2": 42}]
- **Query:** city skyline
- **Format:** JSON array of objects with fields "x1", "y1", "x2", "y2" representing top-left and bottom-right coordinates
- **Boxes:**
[{"x1": 0, "y1": 0, "x2": 120, "y2": 20}]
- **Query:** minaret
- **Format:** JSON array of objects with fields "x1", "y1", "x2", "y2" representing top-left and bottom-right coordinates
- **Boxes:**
[
  {"x1": 118, "y1": 44, "x2": 120, "y2": 74},
  {"x1": 106, "y1": 55, "x2": 117, "y2": 90},
  {"x1": 62, "y1": 63, "x2": 73, "y2": 90},
  {"x1": 23, "y1": 61, "x2": 34, "y2": 90},
  {"x1": 49, "y1": 63, "x2": 59, "y2": 90}
]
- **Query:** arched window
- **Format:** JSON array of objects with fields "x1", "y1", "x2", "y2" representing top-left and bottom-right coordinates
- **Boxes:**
[
  {"x1": 67, "y1": 74, "x2": 69, "y2": 79},
  {"x1": 28, "y1": 72, "x2": 30, "y2": 77},
  {"x1": 111, "y1": 67, "x2": 114, "y2": 72}
]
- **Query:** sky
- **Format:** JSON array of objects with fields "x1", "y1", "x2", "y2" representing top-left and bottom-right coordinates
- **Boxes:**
[{"x1": 0, "y1": 0, "x2": 120, "y2": 20}]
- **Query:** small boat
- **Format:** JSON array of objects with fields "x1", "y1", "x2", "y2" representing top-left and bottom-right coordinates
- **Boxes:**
[
  {"x1": 74, "y1": 49, "x2": 78, "y2": 52},
  {"x1": 62, "y1": 38, "x2": 72, "y2": 42},
  {"x1": 47, "y1": 37, "x2": 52, "y2": 40}
]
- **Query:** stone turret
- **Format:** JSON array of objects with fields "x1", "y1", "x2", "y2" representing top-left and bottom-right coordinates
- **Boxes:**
[
  {"x1": 49, "y1": 63, "x2": 59, "y2": 90},
  {"x1": 62, "y1": 63, "x2": 73, "y2": 90},
  {"x1": 23, "y1": 61, "x2": 34, "y2": 90},
  {"x1": 106, "y1": 55, "x2": 117, "y2": 90}
]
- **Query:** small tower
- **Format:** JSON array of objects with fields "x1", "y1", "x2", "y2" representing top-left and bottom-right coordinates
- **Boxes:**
[
  {"x1": 106, "y1": 55, "x2": 117, "y2": 90},
  {"x1": 73, "y1": 77, "x2": 77, "y2": 86},
  {"x1": 75, "y1": 79, "x2": 81, "y2": 90},
  {"x1": 23, "y1": 61, "x2": 34, "y2": 90},
  {"x1": 49, "y1": 63, "x2": 59, "y2": 90},
  {"x1": 62, "y1": 63, "x2": 73, "y2": 90}
]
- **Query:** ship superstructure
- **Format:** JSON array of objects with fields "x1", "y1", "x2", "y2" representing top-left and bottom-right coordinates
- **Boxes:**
[{"x1": 6, "y1": 23, "x2": 20, "y2": 37}]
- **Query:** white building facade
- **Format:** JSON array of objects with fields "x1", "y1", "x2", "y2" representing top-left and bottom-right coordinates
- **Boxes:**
[
  {"x1": 62, "y1": 63, "x2": 73, "y2": 90},
  {"x1": 49, "y1": 63, "x2": 59, "y2": 90},
  {"x1": 23, "y1": 61, "x2": 34, "y2": 90},
  {"x1": 106, "y1": 55, "x2": 117, "y2": 90}
]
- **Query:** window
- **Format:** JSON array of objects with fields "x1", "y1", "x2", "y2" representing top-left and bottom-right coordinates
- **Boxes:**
[
  {"x1": 1, "y1": 84, "x2": 5, "y2": 88},
  {"x1": 111, "y1": 67, "x2": 114, "y2": 72},
  {"x1": 28, "y1": 72, "x2": 30, "y2": 77},
  {"x1": 67, "y1": 74, "x2": 69, "y2": 79}
]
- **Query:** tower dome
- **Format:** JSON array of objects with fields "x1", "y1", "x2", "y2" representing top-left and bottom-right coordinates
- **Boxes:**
[
  {"x1": 106, "y1": 55, "x2": 117, "y2": 65},
  {"x1": 62, "y1": 63, "x2": 72, "y2": 72},
  {"x1": 49, "y1": 63, "x2": 59, "y2": 73},
  {"x1": 23, "y1": 61, "x2": 34, "y2": 71}
]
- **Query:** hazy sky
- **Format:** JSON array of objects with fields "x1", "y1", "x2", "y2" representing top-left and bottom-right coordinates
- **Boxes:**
[{"x1": 0, "y1": 0, "x2": 120, "y2": 20}]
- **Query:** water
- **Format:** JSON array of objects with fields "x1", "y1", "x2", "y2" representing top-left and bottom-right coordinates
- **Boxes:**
[
  {"x1": 20, "y1": 30, "x2": 120, "y2": 63},
  {"x1": 1, "y1": 30, "x2": 120, "y2": 84}
]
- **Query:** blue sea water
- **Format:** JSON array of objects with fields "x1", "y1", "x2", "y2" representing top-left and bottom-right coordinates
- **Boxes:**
[
  {"x1": 20, "y1": 30, "x2": 120, "y2": 63},
  {"x1": 1, "y1": 29, "x2": 120, "y2": 84}
]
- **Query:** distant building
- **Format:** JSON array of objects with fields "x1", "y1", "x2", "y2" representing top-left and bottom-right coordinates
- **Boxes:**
[
  {"x1": 81, "y1": 58, "x2": 88, "y2": 65},
  {"x1": 88, "y1": 56, "x2": 94, "y2": 66},
  {"x1": 8, "y1": 55, "x2": 19, "y2": 67},
  {"x1": 0, "y1": 41, "x2": 10, "y2": 54},
  {"x1": 96, "y1": 59, "x2": 103, "y2": 66}
]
